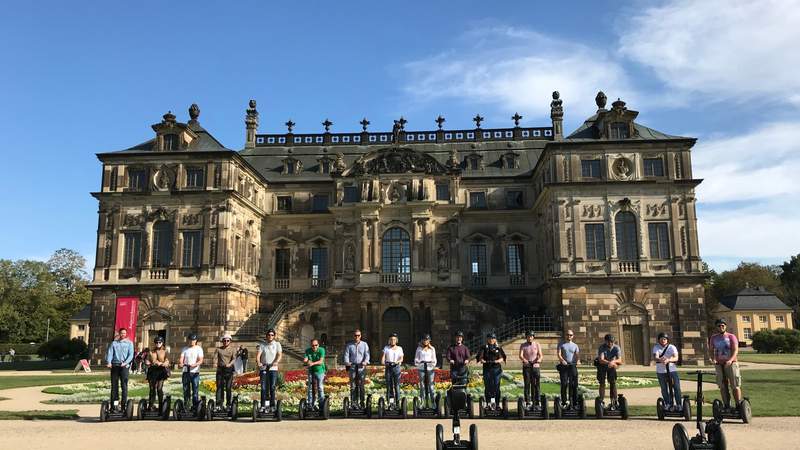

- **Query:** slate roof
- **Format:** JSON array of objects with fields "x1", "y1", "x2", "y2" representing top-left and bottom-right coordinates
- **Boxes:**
[
  {"x1": 566, "y1": 111, "x2": 692, "y2": 141},
  {"x1": 70, "y1": 304, "x2": 91, "y2": 321},
  {"x1": 105, "y1": 120, "x2": 233, "y2": 154},
  {"x1": 719, "y1": 287, "x2": 791, "y2": 311}
]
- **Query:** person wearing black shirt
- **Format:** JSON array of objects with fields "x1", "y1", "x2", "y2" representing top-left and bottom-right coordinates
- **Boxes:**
[{"x1": 476, "y1": 332, "x2": 506, "y2": 408}]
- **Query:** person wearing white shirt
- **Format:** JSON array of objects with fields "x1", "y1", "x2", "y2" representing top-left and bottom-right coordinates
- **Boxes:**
[
  {"x1": 179, "y1": 333, "x2": 204, "y2": 411},
  {"x1": 256, "y1": 328, "x2": 283, "y2": 411},
  {"x1": 414, "y1": 335, "x2": 437, "y2": 407},
  {"x1": 652, "y1": 332, "x2": 682, "y2": 411},
  {"x1": 381, "y1": 333, "x2": 404, "y2": 405}
]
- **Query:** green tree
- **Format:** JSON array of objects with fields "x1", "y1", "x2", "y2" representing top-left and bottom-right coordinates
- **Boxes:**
[
  {"x1": 704, "y1": 262, "x2": 785, "y2": 332},
  {"x1": 779, "y1": 254, "x2": 800, "y2": 328}
]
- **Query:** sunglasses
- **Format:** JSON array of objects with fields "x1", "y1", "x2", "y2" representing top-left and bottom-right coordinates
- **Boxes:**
[
  {"x1": 354, "y1": 334, "x2": 361, "y2": 337},
  {"x1": 567, "y1": 334, "x2": 574, "y2": 337},
  {"x1": 312, "y1": 344, "x2": 319, "y2": 347},
  {"x1": 223, "y1": 339, "x2": 231, "y2": 342}
]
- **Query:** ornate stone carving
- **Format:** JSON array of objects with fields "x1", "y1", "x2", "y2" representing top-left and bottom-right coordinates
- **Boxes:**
[
  {"x1": 344, "y1": 243, "x2": 356, "y2": 272},
  {"x1": 123, "y1": 213, "x2": 144, "y2": 227},
  {"x1": 437, "y1": 243, "x2": 449, "y2": 272},
  {"x1": 611, "y1": 157, "x2": 634, "y2": 180},
  {"x1": 349, "y1": 147, "x2": 446, "y2": 176},
  {"x1": 153, "y1": 165, "x2": 175, "y2": 191},
  {"x1": 596, "y1": 91, "x2": 607, "y2": 109},
  {"x1": 334, "y1": 152, "x2": 346, "y2": 173},
  {"x1": 646, "y1": 203, "x2": 668, "y2": 217},
  {"x1": 182, "y1": 213, "x2": 202, "y2": 226},
  {"x1": 582, "y1": 204, "x2": 603, "y2": 218}
]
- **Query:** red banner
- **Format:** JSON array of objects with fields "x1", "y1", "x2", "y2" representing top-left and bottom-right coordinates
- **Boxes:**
[{"x1": 114, "y1": 296, "x2": 139, "y2": 343}]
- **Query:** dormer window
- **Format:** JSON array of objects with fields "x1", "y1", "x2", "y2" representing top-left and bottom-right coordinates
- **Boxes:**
[
  {"x1": 286, "y1": 162, "x2": 295, "y2": 174},
  {"x1": 503, "y1": 153, "x2": 518, "y2": 169},
  {"x1": 609, "y1": 122, "x2": 630, "y2": 140},
  {"x1": 163, "y1": 134, "x2": 180, "y2": 151},
  {"x1": 320, "y1": 160, "x2": 331, "y2": 174},
  {"x1": 283, "y1": 157, "x2": 302, "y2": 175},
  {"x1": 466, "y1": 153, "x2": 483, "y2": 171}
]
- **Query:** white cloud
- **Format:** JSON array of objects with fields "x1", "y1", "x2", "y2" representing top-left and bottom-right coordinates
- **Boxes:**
[
  {"x1": 693, "y1": 122, "x2": 800, "y2": 204},
  {"x1": 620, "y1": 0, "x2": 800, "y2": 104},
  {"x1": 401, "y1": 26, "x2": 639, "y2": 123}
]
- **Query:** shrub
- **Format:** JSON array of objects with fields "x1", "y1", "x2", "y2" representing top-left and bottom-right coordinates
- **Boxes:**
[
  {"x1": 0, "y1": 343, "x2": 40, "y2": 354},
  {"x1": 37, "y1": 336, "x2": 88, "y2": 360},
  {"x1": 752, "y1": 328, "x2": 800, "y2": 353}
]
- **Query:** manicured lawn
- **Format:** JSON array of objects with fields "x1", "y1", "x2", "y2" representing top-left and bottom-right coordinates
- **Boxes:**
[
  {"x1": 0, "y1": 360, "x2": 80, "y2": 371},
  {"x1": 0, "y1": 375, "x2": 111, "y2": 390},
  {"x1": 0, "y1": 410, "x2": 79, "y2": 420},
  {"x1": 738, "y1": 353, "x2": 800, "y2": 365}
]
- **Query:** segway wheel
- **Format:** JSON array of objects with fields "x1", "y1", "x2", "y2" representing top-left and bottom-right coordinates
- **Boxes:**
[
  {"x1": 174, "y1": 399, "x2": 183, "y2": 421},
  {"x1": 478, "y1": 397, "x2": 484, "y2": 418},
  {"x1": 443, "y1": 396, "x2": 450, "y2": 418},
  {"x1": 502, "y1": 397, "x2": 508, "y2": 419},
  {"x1": 275, "y1": 400, "x2": 282, "y2": 422},
  {"x1": 709, "y1": 422, "x2": 726, "y2": 450},
  {"x1": 231, "y1": 397, "x2": 238, "y2": 421},
  {"x1": 138, "y1": 399, "x2": 146, "y2": 420},
  {"x1": 595, "y1": 397, "x2": 604, "y2": 419},
  {"x1": 251, "y1": 400, "x2": 258, "y2": 422},
  {"x1": 435, "y1": 394, "x2": 442, "y2": 418},
  {"x1": 541, "y1": 395, "x2": 549, "y2": 420},
  {"x1": 435, "y1": 423, "x2": 444, "y2": 450},
  {"x1": 401, "y1": 397, "x2": 408, "y2": 419},
  {"x1": 712, "y1": 399, "x2": 723, "y2": 422},
  {"x1": 619, "y1": 396, "x2": 629, "y2": 420},
  {"x1": 323, "y1": 397, "x2": 330, "y2": 420},
  {"x1": 467, "y1": 396, "x2": 474, "y2": 419},
  {"x1": 366, "y1": 396, "x2": 373, "y2": 419},
  {"x1": 100, "y1": 400, "x2": 108, "y2": 422},
  {"x1": 206, "y1": 399, "x2": 215, "y2": 421},
  {"x1": 298, "y1": 399, "x2": 306, "y2": 420},
  {"x1": 682, "y1": 397, "x2": 691, "y2": 421},
  {"x1": 656, "y1": 398, "x2": 665, "y2": 420},
  {"x1": 553, "y1": 397, "x2": 562, "y2": 419},
  {"x1": 126, "y1": 399, "x2": 134, "y2": 420},
  {"x1": 671, "y1": 423, "x2": 690, "y2": 450},
  {"x1": 469, "y1": 423, "x2": 478, "y2": 450},
  {"x1": 578, "y1": 397, "x2": 587, "y2": 419},
  {"x1": 740, "y1": 398, "x2": 752, "y2": 424},
  {"x1": 342, "y1": 397, "x2": 350, "y2": 418},
  {"x1": 517, "y1": 397, "x2": 524, "y2": 419},
  {"x1": 413, "y1": 397, "x2": 419, "y2": 418},
  {"x1": 377, "y1": 397, "x2": 385, "y2": 418},
  {"x1": 162, "y1": 395, "x2": 172, "y2": 420}
]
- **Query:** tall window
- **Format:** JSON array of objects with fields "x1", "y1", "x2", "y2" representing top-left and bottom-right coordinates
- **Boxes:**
[
  {"x1": 277, "y1": 195, "x2": 293, "y2": 211},
  {"x1": 507, "y1": 244, "x2": 523, "y2": 275},
  {"x1": 311, "y1": 248, "x2": 328, "y2": 281},
  {"x1": 585, "y1": 224, "x2": 606, "y2": 260},
  {"x1": 436, "y1": 183, "x2": 450, "y2": 201},
  {"x1": 181, "y1": 231, "x2": 202, "y2": 268},
  {"x1": 644, "y1": 158, "x2": 665, "y2": 177},
  {"x1": 275, "y1": 248, "x2": 291, "y2": 279},
  {"x1": 128, "y1": 169, "x2": 146, "y2": 191},
  {"x1": 610, "y1": 122, "x2": 629, "y2": 139},
  {"x1": 469, "y1": 157, "x2": 480, "y2": 170},
  {"x1": 505, "y1": 190, "x2": 523, "y2": 209},
  {"x1": 504, "y1": 155, "x2": 516, "y2": 169},
  {"x1": 470, "y1": 244, "x2": 487, "y2": 275},
  {"x1": 343, "y1": 186, "x2": 360, "y2": 203},
  {"x1": 320, "y1": 160, "x2": 331, "y2": 174},
  {"x1": 186, "y1": 167, "x2": 204, "y2": 188},
  {"x1": 615, "y1": 212, "x2": 638, "y2": 260},
  {"x1": 152, "y1": 221, "x2": 173, "y2": 268},
  {"x1": 743, "y1": 328, "x2": 753, "y2": 340},
  {"x1": 285, "y1": 161, "x2": 295, "y2": 174},
  {"x1": 163, "y1": 134, "x2": 179, "y2": 151},
  {"x1": 382, "y1": 228, "x2": 411, "y2": 274},
  {"x1": 312, "y1": 194, "x2": 329, "y2": 212},
  {"x1": 648, "y1": 222, "x2": 670, "y2": 259},
  {"x1": 109, "y1": 167, "x2": 118, "y2": 191},
  {"x1": 581, "y1": 160, "x2": 601, "y2": 178},
  {"x1": 469, "y1": 192, "x2": 487, "y2": 209},
  {"x1": 123, "y1": 232, "x2": 142, "y2": 268}
]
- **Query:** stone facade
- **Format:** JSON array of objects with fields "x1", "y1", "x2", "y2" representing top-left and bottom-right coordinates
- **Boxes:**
[{"x1": 88, "y1": 93, "x2": 709, "y2": 365}]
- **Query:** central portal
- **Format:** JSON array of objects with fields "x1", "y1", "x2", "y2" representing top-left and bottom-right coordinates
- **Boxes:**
[{"x1": 381, "y1": 306, "x2": 412, "y2": 362}]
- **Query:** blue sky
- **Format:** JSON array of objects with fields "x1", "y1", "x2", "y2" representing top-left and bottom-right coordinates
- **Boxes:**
[{"x1": 1, "y1": 0, "x2": 798, "y2": 272}]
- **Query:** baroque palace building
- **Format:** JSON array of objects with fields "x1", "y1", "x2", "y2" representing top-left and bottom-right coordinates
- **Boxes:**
[{"x1": 87, "y1": 92, "x2": 708, "y2": 365}]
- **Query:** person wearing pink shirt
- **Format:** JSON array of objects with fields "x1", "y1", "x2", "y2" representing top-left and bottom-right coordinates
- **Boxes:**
[
  {"x1": 708, "y1": 318, "x2": 743, "y2": 408},
  {"x1": 519, "y1": 331, "x2": 542, "y2": 407}
]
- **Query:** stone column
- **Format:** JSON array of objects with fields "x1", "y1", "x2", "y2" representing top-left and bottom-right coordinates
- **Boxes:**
[
  {"x1": 412, "y1": 220, "x2": 420, "y2": 271},
  {"x1": 419, "y1": 219, "x2": 428, "y2": 270},
  {"x1": 361, "y1": 219, "x2": 371, "y2": 272},
  {"x1": 372, "y1": 219, "x2": 380, "y2": 271}
]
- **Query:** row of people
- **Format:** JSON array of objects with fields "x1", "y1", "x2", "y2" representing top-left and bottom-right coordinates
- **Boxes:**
[{"x1": 104, "y1": 321, "x2": 744, "y2": 416}]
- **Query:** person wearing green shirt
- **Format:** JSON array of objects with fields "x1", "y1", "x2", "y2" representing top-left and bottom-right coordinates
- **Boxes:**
[{"x1": 303, "y1": 339, "x2": 326, "y2": 409}]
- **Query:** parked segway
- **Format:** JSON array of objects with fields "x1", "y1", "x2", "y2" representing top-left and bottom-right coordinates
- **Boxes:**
[
  {"x1": 711, "y1": 368, "x2": 752, "y2": 424},
  {"x1": 444, "y1": 367, "x2": 474, "y2": 419},
  {"x1": 437, "y1": 369, "x2": 478, "y2": 450},
  {"x1": 137, "y1": 395, "x2": 171, "y2": 420},
  {"x1": 671, "y1": 371, "x2": 726, "y2": 450},
  {"x1": 251, "y1": 398, "x2": 283, "y2": 422},
  {"x1": 553, "y1": 395, "x2": 586, "y2": 419},
  {"x1": 99, "y1": 398, "x2": 134, "y2": 422},
  {"x1": 658, "y1": 364, "x2": 692, "y2": 421},
  {"x1": 342, "y1": 394, "x2": 373, "y2": 419},
  {"x1": 413, "y1": 362, "x2": 442, "y2": 418},
  {"x1": 377, "y1": 362, "x2": 407, "y2": 419},
  {"x1": 517, "y1": 394, "x2": 548, "y2": 420},
  {"x1": 595, "y1": 393, "x2": 629, "y2": 419},
  {"x1": 173, "y1": 396, "x2": 208, "y2": 421},
  {"x1": 206, "y1": 395, "x2": 239, "y2": 421}
]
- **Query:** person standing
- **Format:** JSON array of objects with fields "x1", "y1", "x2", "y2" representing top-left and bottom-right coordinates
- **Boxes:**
[
  {"x1": 303, "y1": 338, "x2": 326, "y2": 409},
  {"x1": 236, "y1": 345, "x2": 249, "y2": 373},
  {"x1": 446, "y1": 331, "x2": 471, "y2": 384},
  {"x1": 179, "y1": 333, "x2": 204, "y2": 411},
  {"x1": 105, "y1": 327, "x2": 134, "y2": 411},
  {"x1": 343, "y1": 329, "x2": 370, "y2": 407},
  {"x1": 708, "y1": 318, "x2": 743, "y2": 409},
  {"x1": 414, "y1": 335, "x2": 437, "y2": 407},
  {"x1": 556, "y1": 329, "x2": 580, "y2": 408},
  {"x1": 653, "y1": 332, "x2": 682, "y2": 412},
  {"x1": 476, "y1": 333, "x2": 506, "y2": 408},
  {"x1": 519, "y1": 331, "x2": 542, "y2": 407},
  {"x1": 146, "y1": 336, "x2": 170, "y2": 410},
  {"x1": 213, "y1": 334, "x2": 236, "y2": 411},
  {"x1": 596, "y1": 334, "x2": 623, "y2": 408},
  {"x1": 8, "y1": 348, "x2": 14, "y2": 362},
  {"x1": 256, "y1": 328, "x2": 282, "y2": 412},
  {"x1": 381, "y1": 333, "x2": 404, "y2": 405}
]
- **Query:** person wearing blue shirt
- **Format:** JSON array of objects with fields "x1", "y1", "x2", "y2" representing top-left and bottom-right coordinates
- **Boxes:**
[
  {"x1": 596, "y1": 334, "x2": 624, "y2": 409},
  {"x1": 105, "y1": 327, "x2": 134, "y2": 411},
  {"x1": 556, "y1": 329, "x2": 580, "y2": 408},
  {"x1": 343, "y1": 329, "x2": 370, "y2": 408}
]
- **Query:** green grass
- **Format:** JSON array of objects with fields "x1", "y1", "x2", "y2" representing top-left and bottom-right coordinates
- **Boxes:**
[
  {"x1": 0, "y1": 375, "x2": 110, "y2": 390},
  {"x1": 0, "y1": 410, "x2": 79, "y2": 420},
  {"x1": 737, "y1": 353, "x2": 800, "y2": 365},
  {"x1": 0, "y1": 360, "x2": 81, "y2": 371}
]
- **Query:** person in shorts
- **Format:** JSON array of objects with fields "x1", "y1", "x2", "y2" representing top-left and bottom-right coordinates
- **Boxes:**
[
  {"x1": 303, "y1": 338, "x2": 326, "y2": 409},
  {"x1": 146, "y1": 335, "x2": 170, "y2": 410},
  {"x1": 343, "y1": 329, "x2": 370, "y2": 407},
  {"x1": 381, "y1": 333, "x2": 404, "y2": 405},
  {"x1": 180, "y1": 333, "x2": 204, "y2": 411},
  {"x1": 709, "y1": 318, "x2": 743, "y2": 408},
  {"x1": 256, "y1": 328, "x2": 282, "y2": 411},
  {"x1": 519, "y1": 330, "x2": 542, "y2": 407},
  {"x1": 212, "y1": 333, "x2": 236, "y2": 411},
  {"x1": 652, "y1": 332, "x2": 682, "y2": 411},
  {"x1": 476, "y1": 333, "x2": 506, "y2": 408},
  {"x1": 596, "y1": 334, "x2": 623, "y2": 408},
  {"x1": 105, "y1": 327, "x2": 134, "y2": 412},
  {"x1": 556, "y1": 329, "x2": 580, "y2": 408}
]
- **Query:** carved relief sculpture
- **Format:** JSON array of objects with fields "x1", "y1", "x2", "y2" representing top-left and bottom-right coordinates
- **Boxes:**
[
  {"x1": 612, "y1": 157, "x2": 634, "y2": 180},
  {"x1": 437, "y1": 243, "x2": 449, "y2": 272},
  {"x1": 344, "y1": 243, "x2": 356, "y2": 272}
]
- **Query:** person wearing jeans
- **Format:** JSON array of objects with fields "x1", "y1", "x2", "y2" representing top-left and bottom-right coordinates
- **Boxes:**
[
  {"x1": 256, "y1": 328, "x2": 282, "y2": 411},
  {"x1": 381, "y1": 333, "x2": 404, "y2": 405},
  {"x1": 213, "y1": 334, "x2": 236, "y2": 410},
  {"x1": 344, "y1": 329, "x2": 370, "y2": 407},
  {"x1": 556, "y1": 329, "x2": 580, "y2": 407},
  {"x1": 303, "y1": 339, "x2": 326, "y2": 408},
  {"x1": 414, "y1": 335, "x2": 437, "y2": 407},
  {"x1": 653, "y1": 332, "x2": 682, "y2": 411},
  {"x1": 180, "y1": 333, "x2": 204, "y2": 411},
  {"x1": 105, "y1": 327, "x2": 134, "y2": 411},
  {"x1": 477, "y1": 333, "x2": 506, "y2": 407},
  {"x1": 519, "y1": 330, "x2": 542, "y2": 406}
]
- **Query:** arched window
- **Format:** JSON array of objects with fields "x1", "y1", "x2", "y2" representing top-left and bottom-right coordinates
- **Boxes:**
[
  {"x1": 615, "y1": 212, "x2": 638, "y2": 260},
  {"x1": 382, "y1": 227, "x2": 411, "y2": 274},
  {"x1": 152, "y1": 221, "x2": 173, "y2": 268}
]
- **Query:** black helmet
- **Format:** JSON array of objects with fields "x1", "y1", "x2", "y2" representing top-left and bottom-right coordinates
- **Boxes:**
[
  {"x1": 526, "y1": 330, "x2": 535, "y2": 337},
  {"x1": 154, "y1": 336, "x2": 164, "y2": 344},
  {"x1": 390, "y1": 332, "x2": 398, "y2": 338},
  {"x1": 715, "y1": 318, "x2": 727, "y2": 326},
  {"x1": 455, "y1": 331, "x2": 464, "y2": 337},
  {"x1": 486, "y1": 332, "x2": 497, "y2": 339},
  {"x1": 188, "y1": 333, "x2": 198, "y2": 341},
  {"x1": 657, "y1": 332, "x2": 670, "y2": 341},
  {"x1": 422, "y1": 334, "x2": 431, "y2": 341},
  {"x1": 604, "y1": 334, "x2": 614, "y2": 342}
]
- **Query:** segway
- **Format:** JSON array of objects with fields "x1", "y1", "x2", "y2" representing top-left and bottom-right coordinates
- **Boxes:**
[
  {"x1": 413, "y1": 362, "x2": 442, "y2": 418},
  {"x1": 594, "y1": 393, "x2": 629, "y2": 419},
  {"x1": 437, "y1": 369, "x2": 478, "y2": 450},
  {"x1": 671, "y1": 371, "x2": 726, "y2": 450},
  {"x1": 173, "y1": 396, "x2": 208, "y2": 421},
  {"x1": 297, "y1": 372, "x2": 329, "y2": 421},
  {"x1": 251, "y1": 398, "x2": 282, "y2": 422},
  {"x1": 711, "y1": 366, "x2": 752, "y2": 424},
  {"x1": 377, "y1": 363, "x2": 407, "y2": 419},
  {"x1": 206, "y1": 395, "x2": 239, "y2": 421},
  {"x1": 137, "y1": 395, "x2": 171, "y2": 420},
  {"x1": 99, "y1": 398, "x2": 134, "y2": 422},
  {"x1": 657, "y1": 364, "x2": 692, "y2": 421},
  {"x1": 517, "y1": 394, "x2": 548, "y2": 420},
  {"x1": 342, "y1": 394, "x2": 373, "y2": 418},
  {"x1": 478, "y1": 395, "x2": 508, "y2": 419},
  {"x1": 444, "y1": 366, "x2": 474, "y2": 419},
  {"x1": 553, "y1": 364, "x2": 586, "y2": 419}
]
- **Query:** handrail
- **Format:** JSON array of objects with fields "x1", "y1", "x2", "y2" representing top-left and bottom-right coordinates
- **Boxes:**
[{"x1": 462, "y1": 315, "x2": 559, "y2": 352}]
